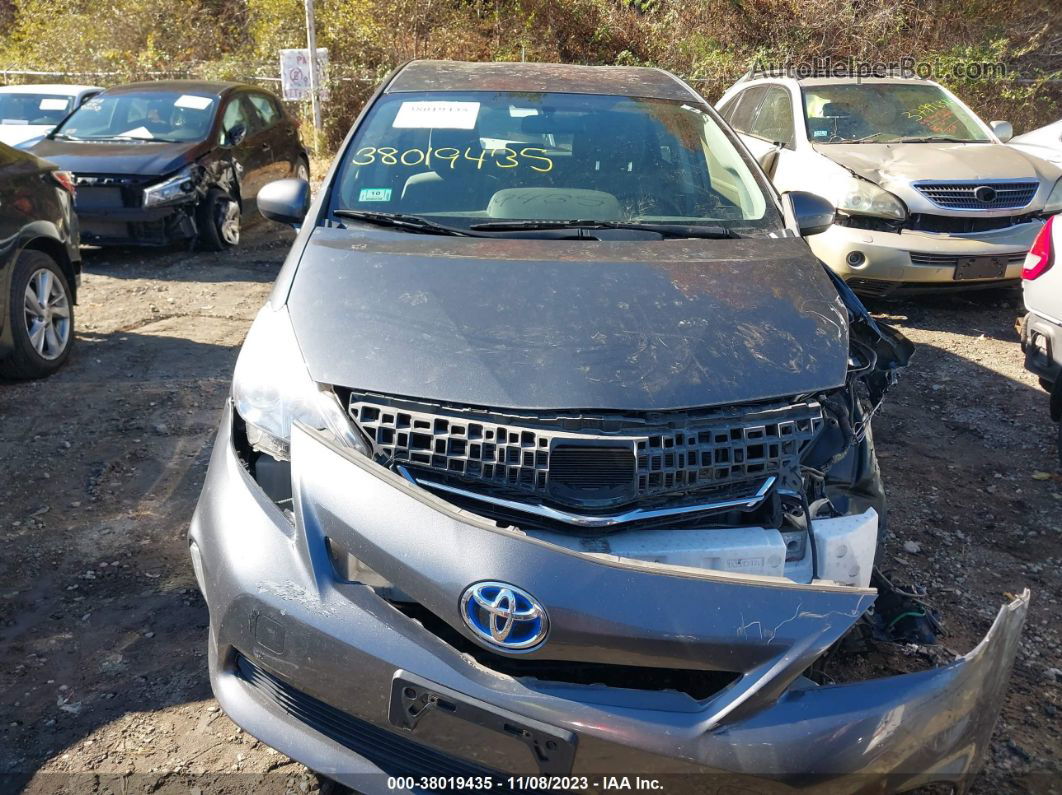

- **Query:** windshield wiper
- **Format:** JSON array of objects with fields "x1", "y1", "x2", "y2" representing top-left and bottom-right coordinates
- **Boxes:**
[
  {"x1": 333, "y1": 210, "x2": 479, "y2": 236},
  {"x1": 469, "y1": 219, "x2": 740, "y2": 238},
  {"x1": 895, "y1": 136, "x2": 982, "y2": 143}
]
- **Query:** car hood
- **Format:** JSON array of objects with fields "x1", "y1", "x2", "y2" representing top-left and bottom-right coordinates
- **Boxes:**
[
  {"x1": 286, "y1": 229, "x2": 850, "y2": 411},
  {"x1": 0, "y1": 123, "x2": 53, "y2": 147},
  {"x1": 28, "y1": 138, "x2": 206, "y2": 176},
  {"x1": 816, "y1": 140, "x2": 1062, "y2": 184}
]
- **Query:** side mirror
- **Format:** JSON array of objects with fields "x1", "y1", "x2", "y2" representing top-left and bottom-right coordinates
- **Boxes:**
[
  {"x1": 785, "y1": 190, "x2": 835, "y2": 237},
  {"x1": 226, "y1": 123, "x2": 246, "y2": 146},
  {"x1": 990, "y1": 120, "x2": 1013, "y2": 143},
  {"x1": 258, "y1": 178, "x2": 310, "y2": 226}
]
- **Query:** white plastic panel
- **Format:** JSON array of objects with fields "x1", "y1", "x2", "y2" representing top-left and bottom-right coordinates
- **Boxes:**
[{"x1": 811, "y1": 508, "x2": 878, "y2": 588}]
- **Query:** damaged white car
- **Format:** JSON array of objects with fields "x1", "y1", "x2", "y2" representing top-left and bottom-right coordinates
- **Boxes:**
[{"x1": 718, "y1": 74, "x2": 1062, "y2": 296}]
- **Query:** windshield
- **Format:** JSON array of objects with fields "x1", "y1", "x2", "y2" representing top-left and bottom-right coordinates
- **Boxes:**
[
  {"x1": 53, "y1": 91, "x2": 217, "y2": 142},
  {"x1": 329, "y1": 91, "x2": 780, "y2": 234},
  {"x1": 0, "y1": 93, "x2": 76, "y2": 126},
  {"x1": 802, "y1": 83, "x2": 990, "y2": 143}
]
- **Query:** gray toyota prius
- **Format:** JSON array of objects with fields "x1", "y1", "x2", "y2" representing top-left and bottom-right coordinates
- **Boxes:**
[{"x1": 189, "y1": 60, "x2": 1028, "y2": 791}]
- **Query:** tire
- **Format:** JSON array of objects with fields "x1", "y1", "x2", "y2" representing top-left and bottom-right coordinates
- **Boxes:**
[
  {"x1": 0, "y1": 250, "x2": 74, "y2": 379},
  {"x1": 1057, "y1": 421, "x2": 1061, "y2": 469},
  {"x1": 197, "y1": 188, "x2": 241, "y2": 251},
  {"x1": 295, "y1": 157, "x2": 310, "y2": 182},
  {"x1": 1040, "y1": 377, "x2": 1054, "y2": 393}
]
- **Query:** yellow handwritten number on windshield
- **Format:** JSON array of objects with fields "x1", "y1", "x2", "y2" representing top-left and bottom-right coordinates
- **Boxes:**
[{"x1": 349, "y1": 145, "x2": 552, "y2": 172}]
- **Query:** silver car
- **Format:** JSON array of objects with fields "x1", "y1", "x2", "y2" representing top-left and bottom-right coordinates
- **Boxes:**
[
  {"x1": 190, "y1": 60, "x2": 1028, "y2": 793},
  {"x1": 717, "y1": 75, "x2": 1062, "y2": 296}
]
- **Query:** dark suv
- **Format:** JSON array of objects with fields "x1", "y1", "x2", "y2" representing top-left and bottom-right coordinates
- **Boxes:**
[
  {"x1": 0, "y1": 142, "x2": 80, "y2": 378},
  {"x1": 31, "y1": 80, "x2": 308, "y2": 249}
]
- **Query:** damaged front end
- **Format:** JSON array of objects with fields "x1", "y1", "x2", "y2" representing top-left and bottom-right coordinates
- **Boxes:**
[{"x1": 189, "y1": 266, "x2": 1028, "y2": 791}]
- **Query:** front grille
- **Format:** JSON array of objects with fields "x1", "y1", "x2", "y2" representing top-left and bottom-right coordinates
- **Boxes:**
[
  {"x1": 906, "y1": 213, "x2": 1036, "y2": 234},
  {"x1": 909, "y1": 251, "x2": 1026, "y2": 268},
  {"x1": 913, "y1": 180, "x2": 1038, "y2": 211},
  {"x1": 349, "y1": 394, "x2": 823, "y2": 508},
  {"x1": 72, "y1": 174, "x2": 148, "y2": 209},
  {"x1": 234, "y1": 654, "x2": 503, "y2": 781}
]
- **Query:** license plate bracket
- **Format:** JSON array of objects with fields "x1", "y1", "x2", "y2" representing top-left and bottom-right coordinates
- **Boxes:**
[
  {"x1": 954, "y1": 255, "x2": 1008, "y2": 280},
  {"x1": 389, "y1": 670, "x2": 577, "y2": 776}
]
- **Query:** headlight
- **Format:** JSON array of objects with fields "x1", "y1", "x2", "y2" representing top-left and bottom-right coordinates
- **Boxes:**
[
  {"x1": 1044, "y1": 178, "x2": 1062, "y2": 214},
  {"x1": 142, "y1": 166, "x2": 198, "y2": 208},
  {"x1": 828, "y1": 178, "x2": 907, "y2": 221},
  {"x1": 232, "y1": 305, "x2": 370, "y2": 461}
]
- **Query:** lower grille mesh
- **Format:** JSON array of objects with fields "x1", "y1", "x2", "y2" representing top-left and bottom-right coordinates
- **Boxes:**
[{"x1": 234, "y1": 654, "x2": 502, "y2": 781}]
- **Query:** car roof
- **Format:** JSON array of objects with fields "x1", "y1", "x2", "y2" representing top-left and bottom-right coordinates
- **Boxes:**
[
  {"x1": 733, "y1": 74, "x2": 942, "y2": 89},
  {"x1": 99, "y1": 80, "x2": 254, "y2": 97},
  {"x1": 386, "y1": 60, "x2": 701, "y2": 102},
  {"x1": 0, "y1": 83, "x2": 103, "y2": 94}
]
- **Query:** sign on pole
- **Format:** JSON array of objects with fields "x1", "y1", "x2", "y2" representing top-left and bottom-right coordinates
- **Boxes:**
[{"x1": 279, "y1": 47, "x2": 329, "y2": 103}]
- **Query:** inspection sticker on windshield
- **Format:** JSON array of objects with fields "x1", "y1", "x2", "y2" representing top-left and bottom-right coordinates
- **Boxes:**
[
  {"x1": 359, "y1": 188, "x2": 392, "y2": 202},
  {"x1": 393, "y1": 101, "x2": 480, "y2": 130},
  {"x1": 174, "y1": 95, "x2": 213, "y2": 110}
]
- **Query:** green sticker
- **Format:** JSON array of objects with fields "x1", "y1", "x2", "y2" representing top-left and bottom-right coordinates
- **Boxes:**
[{"x1": 359, "y1": 188, "x2": 392, "y2": 202}]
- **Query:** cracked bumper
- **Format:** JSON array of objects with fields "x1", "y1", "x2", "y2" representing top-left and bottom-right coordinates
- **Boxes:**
[{"x1": 190, "y1": 403, "x2": 1028, "y2": 793}]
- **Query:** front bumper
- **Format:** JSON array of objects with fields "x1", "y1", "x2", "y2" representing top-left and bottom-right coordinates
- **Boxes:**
[
  {"x1": 75, "y1": 204, "x2": 197, "y2": 246},
  {"x1": 810, "y1": 221, "x2": 1042, "y2": 296},
  {"x1": 190, "y1": 403, "x2": 1028, "y2": 793}
]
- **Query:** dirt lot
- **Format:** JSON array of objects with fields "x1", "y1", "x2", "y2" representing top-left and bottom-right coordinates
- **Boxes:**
[{"x1": 1, "y1": 223, "x2": 1060, "y2": 794}]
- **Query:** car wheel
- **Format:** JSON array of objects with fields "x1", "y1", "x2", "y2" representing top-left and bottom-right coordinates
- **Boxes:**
[
  {"x1": 0, "y1": 250, "x2": 74, "y2": 380},
  {"x1": 1057, "y1": 421, "x2": 1061, "y2": 468},
  {"x1": 1040, "y1": 377, "x2": 1054, "y2": 393},
  {"x1": 198, "y1": 188, "x2": 241, "y2": 251},
  {"x1": 295, "y1": 157, "x2": 310, "y2": 182}
]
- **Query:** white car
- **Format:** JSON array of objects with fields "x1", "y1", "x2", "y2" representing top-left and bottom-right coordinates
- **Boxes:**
[
  {"x1": 1010, "y1": 119, "x2": 1062, "y2": 169},
  {"x1": 1020, "y1": 213, "x2": 1061, "y2": 463},
  {"x1": 716, "y1": 75, "x2": 1062, "y2": 296},
  {"x1": 0, "y1": 84, "x2": 103, "y2": 148}
]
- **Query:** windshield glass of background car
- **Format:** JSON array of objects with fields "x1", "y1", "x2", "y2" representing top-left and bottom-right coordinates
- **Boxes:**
[
  {"x1": 54, "y1": 92, "x2": 216, "y2": 142},
  {"x1": 329, "y1": 91, "x2": 777, "y2": 231},
  {"x1": 802, "y1": 83, "x2": 989, "y2": 143},
  {"x1": 0, "y1": 94, "x2": 75, "y2": 125}
]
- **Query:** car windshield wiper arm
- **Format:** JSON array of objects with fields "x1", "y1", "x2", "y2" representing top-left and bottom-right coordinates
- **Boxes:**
[
  {"x1": 469, "y1": 219, "x2": 739, "y2": 238},
  {"x1": 896, "y1": 136, "x2": 981, "y2": 143},
  {"x1": 332, "y1": 210, "x2": 479, "y2": 237}
]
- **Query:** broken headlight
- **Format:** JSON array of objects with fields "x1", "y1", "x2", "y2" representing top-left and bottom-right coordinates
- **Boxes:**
[
  {"x1": 142, "y1": 165, "x2": 198, "y2": 207},
  {"x1": 231, "y1": 305, "x2": 369, "y2": 461},
  {"x1": 827, "y1": 177, "x2": 907, "y2": 221}
]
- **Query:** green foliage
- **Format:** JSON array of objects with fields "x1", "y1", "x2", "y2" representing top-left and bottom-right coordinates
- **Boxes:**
[{"x1": 0, "y1": 0, "x2": 1057, "y2": 150}]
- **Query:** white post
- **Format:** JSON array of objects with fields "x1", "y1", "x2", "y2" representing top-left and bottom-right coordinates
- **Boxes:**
[{"x1": 304, "y1": 0, "x2": 322, "y2": 152}]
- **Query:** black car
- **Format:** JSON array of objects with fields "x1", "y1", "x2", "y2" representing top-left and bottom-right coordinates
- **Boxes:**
[
  {"x1": 30, "y1": 80, "x2": 308, "y2": 249},
  {"x1": 0, "y1": 142, "x2": 80, "y2": 378}
]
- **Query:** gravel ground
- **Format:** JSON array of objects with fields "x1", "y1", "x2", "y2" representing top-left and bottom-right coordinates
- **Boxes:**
[{"x1": 0, "y1": 224, "x2": 1059, "y2": 794}]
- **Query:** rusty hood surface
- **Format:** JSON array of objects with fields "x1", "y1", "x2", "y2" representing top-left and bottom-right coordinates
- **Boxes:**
[{"x1": 285, "y1": 229, "x2": 849, "y2": 411}]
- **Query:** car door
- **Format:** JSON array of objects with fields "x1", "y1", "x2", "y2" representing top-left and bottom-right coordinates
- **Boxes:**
[
  {"x1": 218, "y1": 92, "x2": 272, "y2": 214},
  {"x1": 248, "y1": 92, "x2": 301, "y2": 180}
]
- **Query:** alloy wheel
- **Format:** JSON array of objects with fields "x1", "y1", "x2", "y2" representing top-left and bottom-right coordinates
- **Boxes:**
[
  {"x1": 22, "y1": 268, "x2": 71, "y2": 361},
  {"x1": 218, "y1": 199, "x2": 241, "y2": 246}
]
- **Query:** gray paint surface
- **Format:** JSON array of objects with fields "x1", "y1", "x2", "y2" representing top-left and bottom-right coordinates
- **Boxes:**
[{"x1": 287, "y1": 229, "x2": 849, "y2": 410}]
